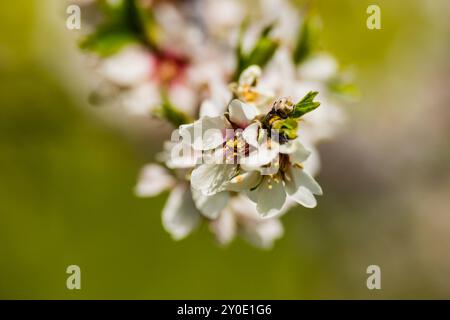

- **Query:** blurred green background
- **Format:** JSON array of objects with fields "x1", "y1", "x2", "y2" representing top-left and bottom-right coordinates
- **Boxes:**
[{"x1": 1, "y1": 0, "x2": 450, "y2": 299}]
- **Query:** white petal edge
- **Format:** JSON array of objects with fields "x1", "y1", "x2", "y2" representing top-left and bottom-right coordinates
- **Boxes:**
[
  {"x1": 209, "y1": 209, "x2": 237, "y2": 246},
  {"x1": 135, "y1": 164, "x2": 175, "y2": 197},
  {"x1": 180, "y1": 116, "x2": 230, "y2": 151},
  {"x1": 255, "y1": 177, "x2": 286, "y2": 218},
  {"x1": 242, "y1": 218, "x2": 284, "y2": 249},
  {"x1": 242, "y1": 122, "x2": 259, "y2": 147},
  {"x1": 285, "y1": 167, "x2": 322, "y2": 208},
  {"x1": 162, "y1": 185, "x2": 201, "y2": 240},
  {"x1": 280, "y1": 140, "x2": 311, "y2": 164},
  {"x1": 226, "y1": 170, "x2": 261, "y2": 192},
  {"x1": 191, "y1": 164, "x2": 237, "y2": 196},
  {"x1": 191, "y1": 188, "x2": 229, "y2": 219},
  {"x1": 239, "y1": 65, "x2": 262, "y2": 86},
  {"x1": 228, "y1": 99, "x2": 258, "y2": 126}
]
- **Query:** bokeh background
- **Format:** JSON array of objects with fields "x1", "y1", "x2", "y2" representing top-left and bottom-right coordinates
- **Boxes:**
[{"x1": 1, "y1": 0, "x2": 450, "y2": 299}]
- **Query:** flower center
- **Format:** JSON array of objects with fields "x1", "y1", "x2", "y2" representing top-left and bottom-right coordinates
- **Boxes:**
[
  {"x1": 154, "y1": 50, "x2": 189, "y2": 85},
  {"x1": 240, "y1": 85, "x2": 259, "y2": 102}
]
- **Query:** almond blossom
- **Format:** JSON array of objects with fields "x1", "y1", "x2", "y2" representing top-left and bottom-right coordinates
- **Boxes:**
[{"x1": 74, "y1": 1, "x2": 353, "y2": 248}]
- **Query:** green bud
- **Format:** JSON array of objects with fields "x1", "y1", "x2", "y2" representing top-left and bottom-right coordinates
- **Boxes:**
[
  {"x1": 272, "y1": 118, "x2": 298, "y2": 140},
  {"x1": 272, "y1": 98, "x2": 295, "y2": 118}
]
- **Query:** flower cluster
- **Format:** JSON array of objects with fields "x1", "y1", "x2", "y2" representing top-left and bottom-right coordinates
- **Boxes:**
[
  {"x1": 137, "y1": 66, "x2": 324, "y2": 248},
  {"x1": 74, "y1": 0, "x2": 355, "y2": 248}
]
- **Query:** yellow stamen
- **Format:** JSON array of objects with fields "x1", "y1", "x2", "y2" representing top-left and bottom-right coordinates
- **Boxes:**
[{"x1": 293, "y1": 163, "x2": 304, "y2": 169}]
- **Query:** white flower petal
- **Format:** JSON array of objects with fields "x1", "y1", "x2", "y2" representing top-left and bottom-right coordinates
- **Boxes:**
[
  {"x1": 191, "y1": 188, "x2": 229, "y2": 219},
  {"x1": 279, "y1": 140, "x2": 311, "y2": 164},
  {"x1": 255, "y1": 177, "x2": 286, "y2": 218},
  {"x1": 135, "y1": 164, "x2": 175, "y2": 197},
  {"x1": 162, "y1": 185, "x2": 201, "y2": 240},
  {"x1": 298, "y1": 54, "x2": 338, "y2": 81},
  {"x1": 242, "y1": 218, "x2": 284, "y2": 249},
  {"x1": 191, "y1": 164, "x2": 237, "y2": 196},
  {"x1": 285, "y1": 167, "x2": 322, "y2": 208},
  {"x1": 203, "y1": 0, "x2": 244, "y2": 34},
  {"x1": 240, "y1": 146, "x2": 279, "y2": 171},
  {"x1": 99, "y1": 46, "x2": 153, "y2": 86},
  {"x1": 226, "y1": 170, "x2": 261, "y2": 192},
  {"x1": 209, "y1": 208, "x2": 237, "y2": 246},
  {"x1": 242, "y1": 122, "x2": 259, "y2": 147},
  {"x1": 227, "y1": 194, "x2": 284, "y2": 248},
  {"x1": 287, "y1": 185, "x2": 316, "y2": 208},
  {"x1": 199, "y1": 100, "x2": 221, "y2": 118},
  {"x1": 169, "y1": 84, "x2": 197, "y2": 116},
  {"x1": 246, "y1": 188, "x2": 259, "y2": 203},
  {"x1": 298, "y1": 99, "x2": 346, "y2": 144},
  {"x1": 199, "y1": 80, "x2": 231, "y2": 118},
  {"x1": 239, "y1": 65, "x2": 261, "y2": 86},
  {"x1": 302, "y1": 144, "x2": 321, "y2": 177},
  {"x1": 180, "y1": 116, "x2": 231, "y2": 150},
  {"x1": 121, "y1": 82, "x2": 160, "y2": 115},
  {"x1": 250, "y1": 88, "x2": 274, "y2": 114},
  {"x1": 228, "y1": 194, "x2": 258, "y2": 215},
  {"x1": 165, "y1": 141, "x2": 201, "y2": 169},
  {"x1": 228, "y1": 99, "x2": 258, "y2": 127},
  {"x1": 297, "y1": 169, "x2": 323, "y2": 195}
]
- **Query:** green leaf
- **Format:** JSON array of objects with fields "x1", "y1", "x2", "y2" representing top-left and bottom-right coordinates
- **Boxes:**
[
  {"x1": 292, "y1": 91, "x2": 321, "y2": 118},
  {"x1": 136, "y1": 6, "x2": 160, "y2": 47},
  {"x1": 234, "y1": 23, "x2": 279, "y2": 80},
  {"x1": 79, "y1": 30, "x2": 138, "y2": 57},
  {"x1": 123, "y1": 0, "x2": 159, "y2": 48},
  {"x1": 235, "y1": 20, "x2": 248, "y2": 73},
  {"x1": 261, "y1": 22, "x2": 276, "y2": 37},
  {"x1": 245, "y1": 38, "x2": 279, "y2": 70},
  {"x1": 328, "y1": 78, "x2": 360, "y2": 99},
  {"x1": 293, "y1": 15, "x2": 321, "y2": 65},
  {"x1": 80, "y1": 0, "x2": 158, "y2": 56}
]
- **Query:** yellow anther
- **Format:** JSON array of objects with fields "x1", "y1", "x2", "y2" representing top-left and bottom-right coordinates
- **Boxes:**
[
  {"x1": 239, "y1": 85, "x2": 259, "y2": 102},
  {"x1": 293, "y1": 163, "x2": 304, "y2": 169},
  {"x1": 226, "y1": 139, "x2": 235, "y2": 148},
  {"x1": 236, "y1": 140, "x2": 245, "y2": 149}
]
